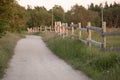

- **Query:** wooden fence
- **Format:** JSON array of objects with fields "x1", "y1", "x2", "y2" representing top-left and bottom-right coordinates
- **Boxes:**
[
  {"x1": 27, "y1": 26, "x2": 52, "y2": 32},
  {"x1": 79, "y1": 22, "x2": 106, "y2": 49},
  {"x1": 55, "y1": 21, "x2": 120, "y2": 51}
]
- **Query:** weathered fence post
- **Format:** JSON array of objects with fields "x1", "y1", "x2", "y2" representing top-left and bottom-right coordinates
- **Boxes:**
[
  {"x1": 40, "y1": 26, "x2": 42, "y2": 31},
  {"x1": 59, "y1": 22, "x2": 62, "y2": 36},
  {"x1": 57, "y1": 22, "x2": 59, "y2": 33},
  {"x1": 56, "y1": 22, "x2": 58, "y2": 33},
  {"x1": 55, "y1": 22, "x2": 57, "y2": 32},
  {"x1": 72, "y1": 26, "x2": 74, "y2": 35},
  {"x1": 50, "y1": 26, "x2": 52, "y2": 32},
  {"x1": 45, "y1": 26, "x2": 47, "y2": 32},
  {"x1": 38, "y1": 27, "x2": 40, "y2": 32},
  {"x1": 87, "y1": 22, "x2": 91, "y2": 47},
  {"x1": 60, "y1": 26, "x2": 62, "y2": 36},
  {"x1": 63, "y1": 26, "x2": 65, "y2": 38},
  {"x1": 102, "y1": 22, "x2": 106, "y2": 49},
  {"x1": 55, "y1": 22, "x2": 58, "y2": 33},
  {"x1": 65, "y1": 23, "x2": 68, "y2": 37},
  {"x1": 71, "y1": 22, "x2": 75, "y2": 39},
  {"x1": 78, "y1": 23, "x2": 81, "y2": 40},
  {"x1": 72, "y1": 26, "x2": 74, "y2": 39}
]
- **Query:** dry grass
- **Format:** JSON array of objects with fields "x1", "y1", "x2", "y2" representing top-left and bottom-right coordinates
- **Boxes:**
[
  {"x1": 38, "y1": 28, "x2": 120, "y2": 80},
  {"x1": 0, "y1": 32, "x2": 25, "y2": 79}
]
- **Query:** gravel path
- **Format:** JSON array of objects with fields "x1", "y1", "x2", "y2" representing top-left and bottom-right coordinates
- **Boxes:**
[{"x1": 2, "y1": 35, "x2": 91, "y2": 80}]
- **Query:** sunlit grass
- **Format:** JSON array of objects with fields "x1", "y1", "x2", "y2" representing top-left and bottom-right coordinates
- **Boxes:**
[
  {"x1": 40, "y1": 30, "x2": 120, "y2": 80},
  {"x1": 74, "y1": 28, "x2": 120, "y2": 48}
]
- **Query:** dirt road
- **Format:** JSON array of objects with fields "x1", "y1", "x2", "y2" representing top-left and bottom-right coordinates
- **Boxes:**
[{"x1": 2, "y1": 35, "x2": 91, "y2": 80}]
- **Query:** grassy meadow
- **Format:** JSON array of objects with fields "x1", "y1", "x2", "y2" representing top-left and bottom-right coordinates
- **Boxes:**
[
  {"x1": 39, "y1": 28, "x2": 120, "y2": 80},
  {"x1": 0, "y1": 32, "x2": 25, "y2": 79}
]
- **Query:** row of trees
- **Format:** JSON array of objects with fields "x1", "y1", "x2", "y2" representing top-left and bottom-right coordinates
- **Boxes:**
[
  {"x1": 26, "y1": 5, "x2": 100, "y2": 27},
  {"x1": 0, "y1": 0, "x2": 120, "y2": 36},
  {"x1": 0, "y1": 0, "x2": 27, "y2": 36},
  {"x1": 65, "y1": 5, "x2": 100, "y2": 26},
  {"x1": 88, "y1": 2, "x2": 120, "y2": 28},
  {"x1": 26, "y1": 5, "x2": 65, "y2": 28},
  {"x1": 26, "y1": 2, "x2": 120, "y2": 28}
]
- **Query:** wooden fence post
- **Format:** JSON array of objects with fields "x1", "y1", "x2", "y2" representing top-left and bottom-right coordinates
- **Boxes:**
[
  {"x1": 57, "y1": 22, "x2": 59, "y2": 33},
  {"x1": 78, "y1": 23, "x2": 81, "y2": 40},
  {"x1": 65, "y1": 23, "x2": 68, "y2": 37},
  {"x1": 63, "y1": 26, "x2": 65, "y2": 38},
  {"x1": 72, "y1": 26, "x2": 74, "y2": 35},
  {"x1": 55, "y1": 22, "x2": 57, "y2": 32},
  {"x1": 58, "y1": 22, "x2": 61, "y2": 36},
  {"x1": 50, "y1": 26, "x2": 52, "y2": 32},
  {"x1": 40, "y1": 26, "x2": 42, "y2": 31},
  {"x1": 87, "y1": 22, "x2": 91, "y2": 47},
  {"x1": 102, "y1": 22, "x2": 106, "y2": 49},
  {"x1": 45, "y1": 26, "x2": 47, "y2": 32},
  {"x1": 72, "y1": 26, "x2": 74, "y2": 39},
  {"x1": 65, "y1": 23, "x2": 68, "y2": 28},
  {"x1": 38, "y1": 27, "x2": 40, "y2": 32}
]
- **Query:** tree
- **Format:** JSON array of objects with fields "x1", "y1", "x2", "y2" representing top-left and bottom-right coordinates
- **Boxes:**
[
  {"x1": 50, "y1": 5, "x2": 65, "y2": 22},
  {"x1": 0, "y1": 0, "x2": 28, "y2": 34},
  {"x1": 26, "y1": 6, "x2": 51, "y2": 28},
  {"x1": 66, "y1": 4, "x2": 89, "y2": 26},
  {"x1": 88, "y1": 3, "x2": 94, "y2": 11},
  {"x1": 88, "y1": 2, "x2": 120, "y2": 28},
  {"x1": 0, "y1": 0, "x2": 14, "y2": 36},
  {"x1": 9, "y1": 3, "x2": 28, "y2": 32},
  {"x1": 105, "y1": 2, "x2": 109, "y2": 9},
  {"x1": 66, "y1": 4, "x2": 100, "y2": 27},
  {"x1": 104, "y1": 4, "x2": 120, "y2": 28}
]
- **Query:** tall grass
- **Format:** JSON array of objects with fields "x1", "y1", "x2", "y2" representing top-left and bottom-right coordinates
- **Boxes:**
[
  {"x1": 0, "y1": 32, "x2": 25, "y2": 79},
  {"x1": 41, "y1": 31, "x2": 120, "y2": 80}
]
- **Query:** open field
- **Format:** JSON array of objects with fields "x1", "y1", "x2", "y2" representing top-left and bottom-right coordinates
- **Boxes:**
[{"x1": 37, "y1": 29, "x2": 120, "y2": 80}]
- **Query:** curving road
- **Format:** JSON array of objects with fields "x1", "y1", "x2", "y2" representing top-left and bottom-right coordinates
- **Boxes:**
[{"x1": 2, "y1": 35, "x2": 91, "y2": 80}]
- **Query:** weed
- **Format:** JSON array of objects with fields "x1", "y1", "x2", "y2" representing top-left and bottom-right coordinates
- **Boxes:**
[
  {"x1": 0, "y1": 32, "x2": 25, "y2": 79},
  {"x1": 41, "y1": 31, "x2": 120, "y2": 80}
]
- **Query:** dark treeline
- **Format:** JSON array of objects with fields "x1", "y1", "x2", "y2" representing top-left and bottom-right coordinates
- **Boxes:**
[
  {"x1": 0, "y1": 0, "x2": 120, "y2": 37},
  {"x1": 88, "y1": 2, "x2": 120, "y2": 28}
]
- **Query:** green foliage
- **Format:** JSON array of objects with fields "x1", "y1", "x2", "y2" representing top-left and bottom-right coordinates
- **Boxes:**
[
  {"x1": 104, "y1": 7, "x2": 120, "y2": 28},
  {"x1": 26, "y1": 5, "x2": 65, "y2": 28},
  {"x1": 91, "y1": 53, "x2": 120, "y2": 71},
  {"x1": 0, "y1": 0, "x2": 14, "y2": 36},
  {"x1": 26, "y1": 6, "x2": 52, "y2": 28},
  {"x1": 66, "y1": 4, "x2": 100, "y2": 27},
  {"x1": 88, "y1": 2, "x2": 120, "y2": 28},
  {"x1": 15, "y1": 2, "x2": 120, "y2": 30},
  {"x1": 52, "y1": 5, "x2": 65, "y2": 22},
  {"x1": 9, "y1": 4, "x2": 28, "y2": 32},
  {"x1": 0, "y1": 0, "x2": 28, "y2": 36},
  {"x1": 88, "y1": 3, "x2": 101, "y2": 13}
]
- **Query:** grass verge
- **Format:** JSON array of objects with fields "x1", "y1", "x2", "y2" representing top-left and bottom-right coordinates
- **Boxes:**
[
  {"x1": 40, "y1": 32, "x2": 120, "y2": 80},
  {"x1": 0, "y1": 32, "x2": 25, "y2": 79}
]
